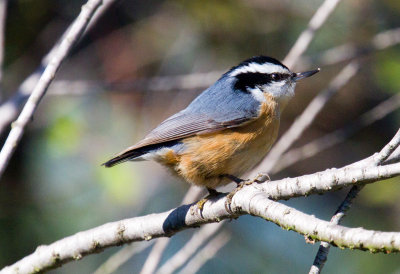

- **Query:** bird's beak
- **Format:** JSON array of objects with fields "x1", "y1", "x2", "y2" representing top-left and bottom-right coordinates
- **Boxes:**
[{"x1": 292, "y1": 68, "x2": 320, "y2": 81}]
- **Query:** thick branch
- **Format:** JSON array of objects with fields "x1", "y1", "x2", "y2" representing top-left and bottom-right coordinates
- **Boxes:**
[
  {"x1": 263, "y1": 162, "x2": 400, "y2": 200},
  {"x1": 3, "y1": 176, "x2": 400, "y2": 273}
]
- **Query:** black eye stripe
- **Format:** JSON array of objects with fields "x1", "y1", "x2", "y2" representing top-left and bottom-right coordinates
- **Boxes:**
[
  {"x1": 271, "y1": 73, "x2": 290, "y2": 81},
  {"x1": 234, "y1": 72, "x2": 290, "y2": 91}
]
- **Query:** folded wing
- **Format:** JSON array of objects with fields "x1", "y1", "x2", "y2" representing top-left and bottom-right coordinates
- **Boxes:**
[{"x1": 102, "y1": 110, "x2": 257, "y2": 167}]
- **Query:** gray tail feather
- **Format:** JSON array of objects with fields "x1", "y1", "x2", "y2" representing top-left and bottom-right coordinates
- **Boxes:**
[
  {"x1": 102, "y1": 150, "x2": 143, "y2": 168},
  {"x1": 103, "y1": 140, "x2": 180, "y2": 168}
]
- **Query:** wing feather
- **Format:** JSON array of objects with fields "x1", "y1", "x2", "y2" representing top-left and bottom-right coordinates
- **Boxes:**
[
  {"x1": 102, "y1": 111, "x2": 257, "y2": 167},
  {"x1": 103, "y1": 75, "x2": 263, "y2": 167}
]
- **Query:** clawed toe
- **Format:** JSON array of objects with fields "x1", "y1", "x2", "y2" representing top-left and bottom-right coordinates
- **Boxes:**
[
  {"x1": 254, "y1": 172, "x2": 270, "y2": 183},
  {"x1": 224, "y1": 181, "x2": 251, "y2": 213},
  {"x1": 195, "y1": 188, "x2": 222, "y2": 216}
]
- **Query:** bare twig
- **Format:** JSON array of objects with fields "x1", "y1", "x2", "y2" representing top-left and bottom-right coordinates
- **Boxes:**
[
  {"x1": 283, "y1": 0, "x2": 342, "y2": 68},
  {"x1": 256, "y1": 61, "x2": 359, "y2": 175},
  {"x1": 177, "y1": 231, "x2": 231, "y2": 274},
  {"x1": 300, "y1": 27, "x2": 400, "y2": 68},
  {"x1": 140, "y1": 238, "x2": 170, "y2": 274},
  {"x1": 156, "y1": 222, "x2": 224, "y2": 274},
  {"x1": 139, "y1": 186, "x2": 203, "y2": 274},
  {"x1": 309, "y1": 185, "x2": 363, "y2": 274},
  {"x1": 0, "y1": 0, "x2": 7, "y2": 100},
  {"x1": 0, "y1": 0, "x2": 116, "y2": 135},
  {"x1": 275, "y1": 93, "x2": 400, "y2": 173},
  {"x1": 93, "y1": 242, "x2": 154, "y2": 274},
  {"x1": 0, "y1": 0, "x2": 103, "y2": 178},
  {"x1": 44, "y1": 27, "x2": 400, "y2": 97},
  {"x1": 309, "y1": 128, "x2": 400, "y2": 273}
]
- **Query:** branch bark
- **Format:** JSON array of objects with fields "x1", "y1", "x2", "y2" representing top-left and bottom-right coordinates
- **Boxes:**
[{"x1": 3, "y1": 142, "x2": 400, "y2": 273}]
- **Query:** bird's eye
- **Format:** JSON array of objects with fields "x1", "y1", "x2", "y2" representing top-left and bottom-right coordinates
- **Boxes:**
[{"x1": 271, "y1": 73, "x2": 280, "y2": 81}]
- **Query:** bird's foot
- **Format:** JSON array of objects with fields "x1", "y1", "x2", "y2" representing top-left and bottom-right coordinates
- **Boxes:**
[
  {"x1": 224, "y1": 173, "x2": 271, "y2": 213},
  {"x1": 195, "y1": 188, "x2": 222, "y2": 217},
  {"x1": 254, "y1": 172, "x2": 271, "y2": 183},
  {"x1": 223, "y1": 175, "x2": 250, "y2": 213}
]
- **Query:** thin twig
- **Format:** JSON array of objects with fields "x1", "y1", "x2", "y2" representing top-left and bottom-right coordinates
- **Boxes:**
[
  {"x1": 283, "y1": 0, "x2": 342, "y2": 68},
  {"x1": 177, "y1": 231, "x2": 231, "y2": 274},
  {"x1": 0, "y1": 0, "x2": 116, "y2": 135},
  {"x1": 300, "y1": 27, "x2": 400, "y2": 68},
  {"x1": 140, "y1": 238, "x2": 170, "y2": 274},
  {"x1": 309, "y1": 128, "x2": 400, "y2": 273},
  {"x1": 93, "y1": 242, "x2": 154, "y2": 274},
  {"x1": 44, "y1": 27, "x2": 400, "y2": 97},
  {"x1": 309, "y1": 185, "x2": 363, "y2": 274},
  {"x1": 0, "y1": 0, "x2": 103, "y2": 179},
  {"x1": 274, "y1": 93, "x2": 400, "y2": 173},
  {"x1": 156, "y1": 222, "x2": 224, "y2": 274},
  {"x1": 0, "y1": 0, "x2": 7, "y2": 101},
  {"x1": 139, "y1": 186, "x2": 203, "y2": 274}
]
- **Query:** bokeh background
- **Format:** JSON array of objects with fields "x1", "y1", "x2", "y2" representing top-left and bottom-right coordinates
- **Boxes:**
[{"x1": 1, "y1": 0, "x2": 400, "y2": 273}]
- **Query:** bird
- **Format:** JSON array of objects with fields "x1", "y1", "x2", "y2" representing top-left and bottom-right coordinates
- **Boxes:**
[{"x1": 103, "y1": 56, "x2": 319, "y2": 198}]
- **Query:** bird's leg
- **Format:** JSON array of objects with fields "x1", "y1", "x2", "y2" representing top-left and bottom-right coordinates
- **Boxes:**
[
  {"x1": 196, "y1": 187, "x2": 222, "y2": 215},
  {"x1": 223, "y1": 173, "x2": 271, "y2": 213},
  {"x1": 222, "y1": 174, "x2": 245, "y2": 184}
]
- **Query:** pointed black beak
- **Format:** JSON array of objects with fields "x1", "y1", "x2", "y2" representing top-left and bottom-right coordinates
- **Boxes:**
[{"x1": 292, "y1": 68, "x2": 320, "y2": 81}]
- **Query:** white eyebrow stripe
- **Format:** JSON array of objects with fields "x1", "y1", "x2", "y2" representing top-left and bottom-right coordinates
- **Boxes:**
[{"x1": 229, "y1": 62, "x2": 289, "y2": 77}]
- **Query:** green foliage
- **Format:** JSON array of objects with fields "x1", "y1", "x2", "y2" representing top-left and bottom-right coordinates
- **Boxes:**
[{"x1": 375, "y1": 51, "x2": 400, "y2": 92}]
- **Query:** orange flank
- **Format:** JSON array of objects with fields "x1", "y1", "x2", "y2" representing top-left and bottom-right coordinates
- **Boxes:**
[{"x1": 159, "y1": 94, "x2": 280, "y2": 188}]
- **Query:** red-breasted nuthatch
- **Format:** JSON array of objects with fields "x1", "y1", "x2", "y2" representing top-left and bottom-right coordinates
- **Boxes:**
[{"x1": 103, "y1": 56, "x2": 319, "y2": 194}]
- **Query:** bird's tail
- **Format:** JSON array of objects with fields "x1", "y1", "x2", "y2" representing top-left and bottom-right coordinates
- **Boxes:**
[{"x1": 102, "y1": 149, "x2": 143, "y2": 167}]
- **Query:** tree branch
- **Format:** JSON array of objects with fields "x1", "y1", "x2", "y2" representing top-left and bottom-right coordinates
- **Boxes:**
[
  {"x1": 0, "y1": 0, "x2": 103, "y2": 178},
  {"x1": 283, "y1": 0, "x2": 342, "y2": 68},
  {"x1": 139, "y1": 186, "x2": 203, "y2": 274},
  {"x1": 275, "y1": 93, "x2": 400, "y2": 172},
  {"x1": 5, "y1": 127, "x2": 400, "y2": 273},
  {"x1": 255, "y1": 61, "x2": 359, "y2": 174},
  {"x1": 309, "y1": 128, "x2": 400, "y2": 273},
  {"x1": 177, "y1": 231, "x2": 230, "y2": 274},
  {"x1": 93, "y1": 242, "x2": 153, "y2": 274},
  {"x1": 3, "y1": 139, "x2": 400, "y2": 273},
  {"x1": 156, "y1": 222, "x2": 224, "y2": 274},
  {"x1": 0, "y1": 0, "x2": 116, "y2": 136}
]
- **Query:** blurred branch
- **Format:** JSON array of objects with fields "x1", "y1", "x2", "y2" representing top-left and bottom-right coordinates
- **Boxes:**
[
  {"x1": 177, "y1": 231, "x2": 230, "y2": 274},
  {"x1": 45, "y1": 26, "x2": 400, "y2": 97},
  {"x1": 140, "y1": 239, "x2": 170, "y2": 274},
  {"x1": 300, "y1": 27, "x2": 400, "y2": 68},
  {"x1": 283, "y1": 0, "x2": 342, "y2": 68},
  {"x1": 139, "y1": 186, "x2": 203, "y2": 274},
  {"x1": 0, "y1": 0, "x2": 117, "y2": 136},
  {"x1": 309, "y1": 185, "x2": 362, "y2": 274},
  {"x1": 156, "y1": 222, "x2": 224, "y2": 274},
  {"x1": 0, "y1": 0, "x2": 103, "y2": 179},
  {"x1": 0, "y1": 0, "x2": 7, "y2": 101},
  {"x1": 309, "y1": 128, "x2": 400, "y2": 273},
  {"x1": 255, "y1": 61, "x2": 359, "y2": 175},
  {"x1": 3, "y1": 133, "x2": 400, "y2": 272},
  {"x1": 93, "y1": 242, "x2": 154, "y2": 274},
  {"x1": 274, "y1": 93, "x2": 400, "y2": 173}
]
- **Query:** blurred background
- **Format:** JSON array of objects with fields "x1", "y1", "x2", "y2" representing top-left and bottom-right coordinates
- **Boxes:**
[{"x1": 0, "y1": 0, "x2": 400, "y2": 273}]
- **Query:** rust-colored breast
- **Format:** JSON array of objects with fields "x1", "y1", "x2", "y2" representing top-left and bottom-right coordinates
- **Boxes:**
[{"x1": 165, "y1": 94, "x2": 281, "y2": 189}]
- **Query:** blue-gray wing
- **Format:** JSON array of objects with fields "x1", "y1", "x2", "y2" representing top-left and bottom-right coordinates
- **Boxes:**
[
  {"x1": 134, "y1": 110, "x2": 256, "y2": 148},
  {"x1": 103, "y1": 75, "x2": 261, "y2": 167}
]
